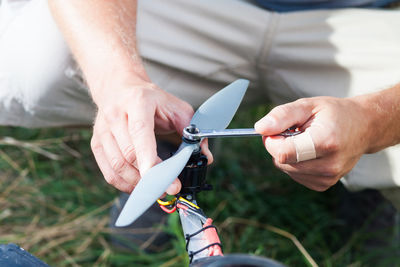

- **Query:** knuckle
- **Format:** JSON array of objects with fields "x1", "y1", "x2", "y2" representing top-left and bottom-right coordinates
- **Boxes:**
[
  {"x1": 110, "y1": 157, "x2": 127, "y2": 173},
  {"x1": 104, "y1": 175, "x2": 118, "y2": 186},
  {"x1": 324, "y1": 136, "x2": 340, "y2": 153},
  {"x1": 122, "y1": 144, "x2": 136, "y2": 163},
  {"x1": 276, "y1": 150, "x2": 290, "y2": 164}
]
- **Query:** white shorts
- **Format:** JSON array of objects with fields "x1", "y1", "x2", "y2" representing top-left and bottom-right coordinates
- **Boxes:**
[{"x1": 1, "y1": 0, "x2": 400, "y2": 194}]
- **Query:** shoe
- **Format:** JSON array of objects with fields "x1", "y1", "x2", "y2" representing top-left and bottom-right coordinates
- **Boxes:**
[{"x1": 337, "y1": 187, "x2": 400, "y2": 265}]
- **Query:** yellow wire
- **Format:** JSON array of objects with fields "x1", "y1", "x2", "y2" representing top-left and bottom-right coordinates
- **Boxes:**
[
  {"x1": 178, "y1": 196, "x2": 200, "y2": 209},
  {"x1": 157, "y1": 197, "x2": 177, "y2": 206}
]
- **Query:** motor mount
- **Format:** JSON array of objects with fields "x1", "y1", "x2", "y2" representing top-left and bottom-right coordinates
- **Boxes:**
[{"x1": 178, "y1": 150, "x2": 212, "y2": 198}]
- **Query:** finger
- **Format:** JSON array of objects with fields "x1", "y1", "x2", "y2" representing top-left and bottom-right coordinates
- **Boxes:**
[
  {"x1": 265, "y1": 129, "x2": 319, "y2": 164},
  {"x1": 128, "y1": 103, "x2": 158, "y2": 176},
  {"x1": 100, "y1": 130, "x2": 141, "y2": 185},
  {"x1": 200, "y1": 138, "x2": 214, "y2": 164},
  {"x1": 263, "y1": 135, "x2": 297, "y2": 164},
  {"x1": 91, "y1": 134, "x2": 134, "y2": 193},
  {"x1": 273, "y1": 157, "x2": 335, "y2": 177},
  {"x1": 155, "y1": 95, "x2": 194, "y2": 135},
  {"x1": 171, "y1": 99, "x2": 195, "y2": 135},
  {"x1": 166, "y1": 178, "x2": 182, "y2": 195},
  {"x1": 102, "y1": 110, "x2": 137, "y2": 165},
  {"x1": 254, "y1": 99, "x2": 314, "y2": 136},
  {"x1": 287, "y1": 172, "x2": 337, "y2": 192}
]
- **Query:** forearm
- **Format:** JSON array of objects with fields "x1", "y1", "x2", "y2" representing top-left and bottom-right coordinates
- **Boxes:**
[
  {"x1": 353, "y1": 83, "x2": 400, "y2": 153},
  {"x1": 48, "y1": 0, "x2": 149, "y2": 105}
]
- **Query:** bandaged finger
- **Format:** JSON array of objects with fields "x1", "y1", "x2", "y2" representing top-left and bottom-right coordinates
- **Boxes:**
[{"x1": 291, "y1": 131, "x2": 316, "y2": 162}]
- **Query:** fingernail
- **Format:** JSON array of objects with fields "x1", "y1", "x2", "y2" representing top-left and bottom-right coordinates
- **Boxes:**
[{"x1": 255, "y1": 116, "x2": 275, "y2": 132}]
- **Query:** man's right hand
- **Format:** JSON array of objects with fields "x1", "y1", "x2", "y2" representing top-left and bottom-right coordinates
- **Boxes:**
[{"x1": 90, "y1": 79, "x2": 197, "y2": 194}]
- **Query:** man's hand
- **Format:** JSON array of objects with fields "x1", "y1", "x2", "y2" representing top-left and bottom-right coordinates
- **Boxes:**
[
  {"x1": 90, "y1": 78, "x2": 213, "y2": 194},
  {"x1": 90, "y1": 79, "x2": 197, "y2": 193},
  {"x1": 255, "y1": 96, "x2": 377, "y2": 191}
]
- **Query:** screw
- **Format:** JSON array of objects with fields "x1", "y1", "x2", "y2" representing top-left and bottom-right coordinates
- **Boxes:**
[{"x1": 187, "y1": 124, "x2": 199, "y2": 134}]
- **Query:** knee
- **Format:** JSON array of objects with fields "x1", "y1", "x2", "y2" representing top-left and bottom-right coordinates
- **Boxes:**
[
  {"x1": 0, "y1": 0, "x2": 94, "y2": 127},
  {"x1": 0, "y1": 37, "x2": 81, "y2": 127},
  {"x1": 0, "y1": 0, "x2": 75, "y2": 102},
  {"x1": 0, "y1": 1, "x2": 80, "y2": 119}
]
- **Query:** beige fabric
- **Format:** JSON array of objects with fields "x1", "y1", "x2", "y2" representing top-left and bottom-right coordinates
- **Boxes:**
[{"x1": 1, "y1": 0, "x2": 400, "y2": 198}]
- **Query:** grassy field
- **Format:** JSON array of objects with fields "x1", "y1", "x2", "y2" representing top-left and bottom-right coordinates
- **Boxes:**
[{"x1": 0, "y1": 105, "x2": 398, "y2": 267}]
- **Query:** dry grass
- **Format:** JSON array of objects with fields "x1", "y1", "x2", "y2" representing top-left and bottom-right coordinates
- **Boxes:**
[{"x1": 0, "y1": 109, "x2": 398, "y2": 266}]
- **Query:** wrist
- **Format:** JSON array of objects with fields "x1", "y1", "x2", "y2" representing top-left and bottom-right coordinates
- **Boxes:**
[
  {"x1": 87, "y1": 61, "x2": 152, "y2": 106},
  {"x1": 349, "y1": 94, "x2": 377, "y2": 154},
  {"x1": 87, "y1": 54, "x2": 149, "y2": 87},
  {"x1": 351, "y1": 84, "x2": 400, "y2": 153}
]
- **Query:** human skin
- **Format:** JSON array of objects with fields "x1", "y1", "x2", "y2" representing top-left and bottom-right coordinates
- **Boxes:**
[
  {"x1": 48, "y1": 0, "x2": 212, "y2": 194},
  {"x1": 255, "y1": 84, "x2": 400, "y2": 191}
]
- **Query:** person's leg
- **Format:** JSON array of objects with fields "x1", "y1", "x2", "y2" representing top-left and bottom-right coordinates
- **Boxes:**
[
  {"x1": 136, "y1": 0, "x2": 274, "y2": 109},
  {"x1": 0, "y1": 0, "x2": 95, "y2": 128}
]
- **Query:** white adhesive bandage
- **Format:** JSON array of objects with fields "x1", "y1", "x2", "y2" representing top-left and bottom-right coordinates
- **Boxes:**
[{"x1": 291, "y1": 131, "x2": 316, "y2": 162}]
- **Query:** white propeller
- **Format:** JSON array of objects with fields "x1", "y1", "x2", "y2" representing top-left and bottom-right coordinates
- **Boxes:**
[{"x1": 115, "y1": 79, "x2": 249, "y2": 227}]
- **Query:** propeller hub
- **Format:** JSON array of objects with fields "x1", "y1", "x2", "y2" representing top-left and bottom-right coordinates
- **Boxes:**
[{"x1": 182, "y1": 124, "x2": 201, "y2": 143}]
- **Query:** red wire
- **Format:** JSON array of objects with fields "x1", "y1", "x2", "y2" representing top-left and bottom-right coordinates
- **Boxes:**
[{"x1": 159, "y1": 204, "x2": 176, "y2": 214}]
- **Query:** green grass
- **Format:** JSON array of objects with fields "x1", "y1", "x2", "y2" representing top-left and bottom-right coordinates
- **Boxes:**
[{"x1": 0, "y1": 105, "x2": 398, "y2": 266}]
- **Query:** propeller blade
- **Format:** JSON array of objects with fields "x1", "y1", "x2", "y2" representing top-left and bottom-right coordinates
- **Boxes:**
[
  {"x1": 116, "y1": 79, "x2": 249, "y2": 227},
  {"x1": 115, "y1": 142, "x2": 197, "y2": 227},
  {"x1": 190, "y1": 79, "x2": 249, "y2": 130}
]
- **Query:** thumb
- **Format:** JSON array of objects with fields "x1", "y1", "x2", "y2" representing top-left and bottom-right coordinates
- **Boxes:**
[
  {"x1": 254, "y1": 99, "x2": 314, "y2": 136},
  {"x1": 173, "y1": 101, "x2": 194, "y2": 135}
]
